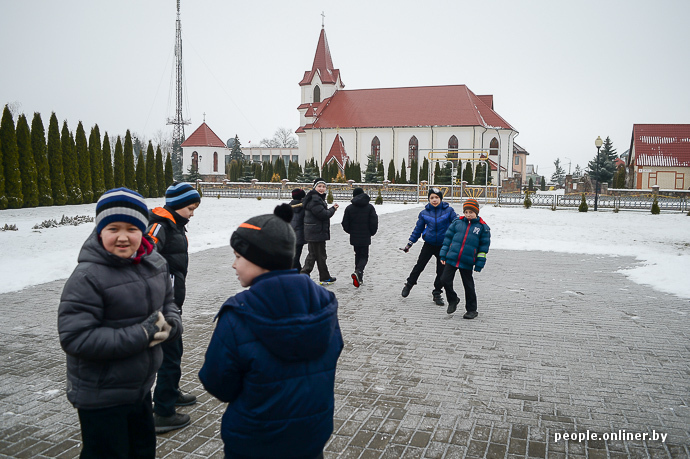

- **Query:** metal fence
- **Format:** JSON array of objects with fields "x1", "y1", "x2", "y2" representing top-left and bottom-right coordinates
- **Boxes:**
[{"x1": 499, "y1": 192, "x2": 689, "y2": 212}]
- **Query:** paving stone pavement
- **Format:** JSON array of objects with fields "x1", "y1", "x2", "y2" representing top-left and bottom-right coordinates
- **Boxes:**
[{"x1": 1, "y1": 206, "x2": 689, "y2": 458}]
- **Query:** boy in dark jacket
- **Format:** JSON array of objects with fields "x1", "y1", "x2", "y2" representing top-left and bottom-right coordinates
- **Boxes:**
[
  {"x1": 401, "y1": 187, "x2": 457, "y2": 305},
  {"x1": 341, "y1": 187, "x2": 378, "y2": 287},
  {"x1": 289, "y1": 188, "x2": 306, "y2": 271},
  {"x1": 199, "y1": 204, "x2": 344, "y2": 459},
  {"x1": 147, "y1": 182, "x2": 201, "y2": 433},
  {"x1": 439, "y1": 198, "x2": 491, "y2": 318},
  {"x1": 301, "y1": 177, "x2": 339, "y2": 285},
  {"x1": 58, "y1": 187, "x2": 181, "y2": 459}
]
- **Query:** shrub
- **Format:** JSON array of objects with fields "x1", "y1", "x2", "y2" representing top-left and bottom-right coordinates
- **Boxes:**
[
  {"x1": 651, "y1": 197, "x2": 660, "y2": 215},
  {"x1": 1, "y1": 224, "x2": 18, "y2": 231},
  {"x1": 256, "y1": 196, "x2": 262, "y2": 200},
  {"x1": 375, "y1": 189, "x2": 383, "y2": 205},
  {"x1": 327, "y1": 189, "x2": 334, "y2": 204},
  {"x1": 32, "y1": 215, "x2": 94, "y2": 229},
  {"x1": 523, "y1": 191, "x2": 532, "y2": 209},
  {"x1": 578, "y1": 193, "x2": 588, "y2": 212}
]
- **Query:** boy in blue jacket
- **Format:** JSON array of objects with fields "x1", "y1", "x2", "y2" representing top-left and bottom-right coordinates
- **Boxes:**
[
  {"x1": 199, "y1": 204, "x2": 344, "y2": 459},
  {"x1": 401, "y1": 187, "x2": 457, "y2": 305},
  {"x1": 439, "y1": 198, "x2": 491, "y2": 319}
]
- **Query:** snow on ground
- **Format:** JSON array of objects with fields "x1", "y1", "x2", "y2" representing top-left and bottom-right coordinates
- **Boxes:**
[{"x1": 1, "y1": 197, "x2": 688, "y2": 298}]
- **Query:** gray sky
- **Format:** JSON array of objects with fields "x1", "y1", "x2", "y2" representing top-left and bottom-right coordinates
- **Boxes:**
[{"x1": 1, "y1": 0, "x2": 689, "y2": 177}]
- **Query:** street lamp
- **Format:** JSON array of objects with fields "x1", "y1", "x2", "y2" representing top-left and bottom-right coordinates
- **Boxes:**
[{"x1": 594, "y1": 136, "x2": 603, "y2": 211}]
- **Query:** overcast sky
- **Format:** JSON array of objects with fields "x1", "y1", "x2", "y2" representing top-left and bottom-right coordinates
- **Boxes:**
[{"x1": 1, "y1": 0, "x2": 689, "y2": 177}]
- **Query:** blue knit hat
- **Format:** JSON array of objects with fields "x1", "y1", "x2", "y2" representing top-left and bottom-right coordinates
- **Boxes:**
[
  {"x1": 165, "y1": 182, "x2": 201, "y2": 210},
  {"x1": 95, "y1": 187, "x2": 149, "y2": 234}
]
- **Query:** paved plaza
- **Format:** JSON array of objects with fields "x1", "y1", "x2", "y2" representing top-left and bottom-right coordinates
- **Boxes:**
[{"x1": 1, "y1": 206, "x2": 689, "y2": 458}]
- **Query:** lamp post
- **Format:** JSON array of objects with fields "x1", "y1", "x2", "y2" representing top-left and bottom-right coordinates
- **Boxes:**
[{"x1": 594, "y1": 136, "x2": 603, "y2": 211}]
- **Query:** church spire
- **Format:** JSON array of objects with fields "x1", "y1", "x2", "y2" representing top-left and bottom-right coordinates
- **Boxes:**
[{"x1": 299, "y1": 26, "x2": 343, "y2": 87}]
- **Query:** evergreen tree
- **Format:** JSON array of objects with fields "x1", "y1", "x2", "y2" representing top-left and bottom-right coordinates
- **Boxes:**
[
  {"x1": 113, "y1": 136, "x2": 125, "y2": 188},
  {"x1": 102, "y1": 132, "x2": 114, "y2": 191},
  {"x1": 587, "y1": 136, "x2": 617, "y2": 186},
  {"x1": 75, "y1": 122, "x2": 93, "y2": 203},
  {"x1": 485, "y1": 159, "x2": 494, "y2": 185},
  {"x1": 409, "y1": 159, "x2": 417, "y2": 184},
  {"x1": 375, "y1": 189, "x2": 383, "y2": 205},
  {"x1": 400, "y1": 159, "x2": 407, "y2": 183},
  {"x1": 437, "y1": 162, "x2": 452, "y2": 185},
  {"x1": 47, "y1": 113, "x2": 67, "y2": 205},
  {"x1": 238, "y1": 161, "x2": 255, "y2": 182},
  {"x1": 164, "y1": 152, "x2": 174, "y2": 187},
  {"x1": 432, "y1": 162, "x2": 441, "y2": 185},
  {"x1": 474, "y1": 161, "x2": 487, "y2": 185},
  {"x1": 394, "y1": 171, "x2": 400, "y2": 184},
  {"x1": 229, "y1": 134, "x2": 244, "y2": 162},
  {"x1": 540, "y1": 176, "x2": 546, "y2": 191},
  {"x1": 155, "y1": 145, "x2": 165, "y2": 196},
  {"x1": 578, "y1": 193, "x2": 588, "y2": 212},
  {"x1": 124, "y1": 130, "x2": 136, "y2": 190},
  {"x1": 528, "y1": 177, "x2": 534, "y2": 191},
  {"x1": 135, "y1": 151, "x2": 147, "y2": 196},
  {"x1": 288, "y1": 160, "x2": 301, "y2": 181},
  {"x1": 228, "y1": 159, "x2": 240, "y2": 181},
  {"x1": 0, "y1": 106, "x2": 22, "y2": 208},
  {"x1": 613, "y1": 164, "x2": 626, "y2": 189},
  {"x1": 420, "y1": 158, "x2": 429, "y2": 183},
  {"x1": 387, "y1": 159, "x2": 395, "y2": 182},
  {"x1": 651, "y1": 196, "x2": 660, "y2": 215},
  {"x1": 61, "y1": 121, "x2": 82, "y2": 205},
  {"x1": 146, "y1": 142, "x2": 157, "y2": 198},
  {"x1": 551, "y1": 158, "x2": 566, "y2": 187},
  {"x1": 462, "y1": 163, "x2": 474, "y2": 184},
  {"x1": 89, "y1": 125, "x2": 105, "y2": 199},
  {"x1": 377, "y1": 160, "x2": 385, "y2": 183},
  {"x1": 252, "y1": 162, "x2": 262, "y2": 181},
  {"x1": 274, "y1": 156, "x2": 286, "y2": 180},
  {"x1": 524, "y1": 190, "x2": 533, "y2": 209},
  {"x1": 0, "y1": 133, "x2": 4, "y2": 209},
  {"x1": 326, "y1": 189, "x2": 333, "y2": 204},
  {"x1": 16, "y1": 114, "x2": 38, "y2": 207},
  {"x1": 31, "y1": 112, "x2": 52, "y2": 206},
  {"x1": 262, "y1": 161, "x2": 273, "y2": 182},
  {"x1": 364, "y1": 154, "x2": 379, "y2": 183}
]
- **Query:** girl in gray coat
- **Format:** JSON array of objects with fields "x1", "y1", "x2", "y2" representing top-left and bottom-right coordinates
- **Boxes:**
[{"x1": 58, "y1": 188, "x2": 181, "y2": 459}]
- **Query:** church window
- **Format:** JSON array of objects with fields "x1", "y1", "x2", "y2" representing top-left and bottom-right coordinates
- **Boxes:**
[
  {"x1": 408, "y1": 136, "x2": 418, "y2": 165},
  {"x1": 314, "y1": 85, "x2": 321, "y2": 103},
  {"x1": 192, "y1": 151, "x2": 199, "y2": 170},
  {"x1": 490, "y1": 138, "x2": 499, "y2": 155},
  {"x1": 213, "y1": 152, "x2": 219, "y2": 172},
  {"x1": 448, "y1": 135, "x2": 458, "y2": 161},
  {"x1": 371, "y1": 136, "x2": 380, "y2": 163}
]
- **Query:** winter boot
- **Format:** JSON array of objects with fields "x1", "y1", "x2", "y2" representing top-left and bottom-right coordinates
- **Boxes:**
[
  {"x1": 463, "y1": 310, "x2": 478, "y2": 319},
  {"x1": 401, "y1": 284, "x2": 412, "y2": 298},
  {"x1": 351, "y1": 272, "x2": 360, "y2": 288},
  {"x1": 432, "y1": 292, "x2": 445, "y2": 306},
  {"x1": 154, "y1": 413, "x2": 191, "y2": 434},
  {"x1": 175, "y1": 392, "x2": 197, "y2": 406},
  {"x1": 446, "y1": 298, "x2": 459, "y2": 315}
]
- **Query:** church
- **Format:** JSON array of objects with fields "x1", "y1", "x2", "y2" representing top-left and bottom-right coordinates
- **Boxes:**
[{"x1": 296, "y1": 26, "x2": 519, "y2": 185}]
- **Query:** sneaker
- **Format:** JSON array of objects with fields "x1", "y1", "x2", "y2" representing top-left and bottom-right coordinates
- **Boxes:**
[
  {"x1": 432, "y1": 292, "x2": 445, "y2": 306},
  {"x1": 446, "y1": 298, "x2": 459, "y2": 314},
  {"x1": 175, "y1": 392, "x2": 197, "y2": 406},
  {"x1": 351, "y1": 272, "x2": 360, "y2": 288},
  {"x1": 401, "y1": 284, "x2": 411, "y2": 298},
  {"x1": 463, "y1": 310, "x2": 478, "y2": 320},
  {"x1": 319, "y1": 277, "x2": 336, "y2": 285},
  {"x1": 154, "y1": 413, "x2": 191, "y2": 434}
]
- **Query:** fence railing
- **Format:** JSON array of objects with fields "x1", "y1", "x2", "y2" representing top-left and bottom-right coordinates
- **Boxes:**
[{"x1": 499, "y1": 192, "x2": 689, "y2": 212}]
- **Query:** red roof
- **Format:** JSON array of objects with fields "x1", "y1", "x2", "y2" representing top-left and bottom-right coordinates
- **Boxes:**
[
  {"x1": 323, "y1": 134, "x2": 348, "y2": 170},
  {"x1": 181, "y1": 123, "x2": 226, "y2": 148},
  {"x1": 305, "y1": 85, "x2": 513, "y2": 130},
  {"x1": 299, "y1": 28, "x2": 343, "y2": 87},
  {"x1": 631, "y1": 124, "x2": 690, "y2": 167}
]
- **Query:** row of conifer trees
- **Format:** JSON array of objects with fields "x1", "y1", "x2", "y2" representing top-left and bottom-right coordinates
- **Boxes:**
[{"x1": 0, "y1": 105, "x2": 175, "y2": 210}]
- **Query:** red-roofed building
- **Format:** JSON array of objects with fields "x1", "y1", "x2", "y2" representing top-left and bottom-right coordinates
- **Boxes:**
[
  {"x1": 627, "y1": 124, "x2": 690, "y2": 189},
  {"x1": 181, "y1": 122, "x2": 227, "y2": 180},
  {"x1": 297, "y1": 27, "x2": 519, "y2": 185}
]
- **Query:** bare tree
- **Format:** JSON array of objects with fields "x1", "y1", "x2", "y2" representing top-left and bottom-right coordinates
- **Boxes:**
[
  {"x1": 153, "y1": 129, "x2": 173, "y2": 155},
  {"x1": 260, "y1": 127, "x2": 298, "y2": 148}
]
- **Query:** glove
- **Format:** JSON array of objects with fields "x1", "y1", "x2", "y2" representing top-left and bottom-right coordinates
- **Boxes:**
[
  {"x1": 165, "y1": 315, "x2": 183, "y2": 342},
  {"x1": 474, "y1": 252, "x2": 487, "y2": 272},
  {"x1": 149, "y1": 321, "x2": 171, "y2": 347},
  {"x1": 401, "y1": 241, "x2": 413, "y2": 253},
  {"x1": 474, "y1": 266, "x2": 482, "y2": 272},
  {"x1": 141, "y1": 311, "x2": 166, "y2": 342}
]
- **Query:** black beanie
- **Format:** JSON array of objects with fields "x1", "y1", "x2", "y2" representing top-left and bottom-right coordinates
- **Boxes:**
[
  {"x1": 428, "y1": 187, "x2": 443, "y2": 200},
  {"x1": 313, "y1": 177, "x2": 326, "y2": 189},
  {"x1": 291, "y1": 188, "x2": 305, "y2": 200},
  {"x1": 230, "y1": 204, "x2": 296, "y2": 271},
  {"x1": 352, "y1": 187, "x2": 364, "y2": 197}
]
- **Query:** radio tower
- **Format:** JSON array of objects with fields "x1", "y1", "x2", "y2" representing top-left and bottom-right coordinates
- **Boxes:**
[{"x1": 167, "y1": 0, "x2": 190, "y2": 179}]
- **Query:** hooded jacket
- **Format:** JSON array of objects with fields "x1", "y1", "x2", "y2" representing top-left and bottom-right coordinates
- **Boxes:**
[
  {"x1": 289, "y1": 198, "x2": 306, "y2": 245},
  {"x1": 439, "y1": 216, "x2": 491, "y2": 271},
  {"x1": 58, "y1": 229, "x2": 180, "y2": 410},
  {"x1": 341, "y1": 192, "x2": 378, "y2": 246},
  {"x1": 303, "y1": 189, "x2": 337, "y2": 242},
  {"x1": 147, "y1": 206, "x2": 189, "y2": 307},
  {"x1": 408, "y1": 201, "x2": 457, "y2": 246},
  {"x1": 199, "y1": 270, "x2": 343, "y2": 458}
]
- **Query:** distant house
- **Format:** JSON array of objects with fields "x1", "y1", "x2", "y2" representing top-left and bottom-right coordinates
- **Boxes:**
[
  {"x1": 512, "y1": 142, "x2": 529, "y2": 185},
  {"x1": 626, "y1": 124, "x2": 690, "y2": 190}
]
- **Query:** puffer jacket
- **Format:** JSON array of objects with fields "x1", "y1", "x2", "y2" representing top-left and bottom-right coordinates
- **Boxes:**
[
  {"x1": 199, "y1": 270, "x2": 343, "y2": 459},
  {"x1": 58, "y1": 229, "x2": 180, "y2": 410},
  {"x1": 289, "y1": 198, "x2": 306, "y2": 245},
  {"x1": 439, "y1": 216, "x2": 491, "y2": 271},
  {"x1": 147, "y1": 206, "x2": 189, "y2": 308},
  {"x1": 408, "y1": 201, "x2": 457, "y2": 246},
  {"x1": 303, "y1": 189, "x2": 336, "y2": 242},
  {"x1": 341, "y1": 192, "x2": 378, "y2": 246}
]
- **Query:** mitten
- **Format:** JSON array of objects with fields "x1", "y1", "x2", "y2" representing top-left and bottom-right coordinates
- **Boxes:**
[
  {"x1": 475, "y1": 252, "x2": 487, "y2": 272},
  {"x1": 165, "y1": 315, "x2": 183, "y2": 342},
  {"x1": 402, "y1": 241, "x2": 413, "y2": 253},
  {"x1": 149, "y1": 322, "x2": 171, "y2": 348},
  {"x1": 141, "y1": 311, "x2": 165, "y2": 342}
]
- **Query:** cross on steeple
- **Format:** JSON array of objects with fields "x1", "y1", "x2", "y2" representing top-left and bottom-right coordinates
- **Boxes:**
[
  {"x1": 203, "y1": 112, "x2": 206, "y2": 122},
  {"x1": 321, "y1": 11, "x2": 325, "y2": 28}
]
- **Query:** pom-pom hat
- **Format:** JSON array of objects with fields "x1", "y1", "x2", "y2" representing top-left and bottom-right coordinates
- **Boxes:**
[
  {"x1": 165, "y1": 182, "x2": 201, "y2": 211},
  {"x1": 463, "y1": 198, "x2": 480, "y2": 215},
  {"x1": 428, "y1": 187, "x2": 443, "y2": 200},
  {"x1": 95, "y1": 187, "x2": 149, "y2": 234},
  {"x1": 313, "y1": 177, "x2": 326, "y2": 189},
  {"x1": 230, "y1": 204, "x2": 297, "y2": 271},
  {"x1": 291, "y1": 188, "x2": 305, "y2": 200}
]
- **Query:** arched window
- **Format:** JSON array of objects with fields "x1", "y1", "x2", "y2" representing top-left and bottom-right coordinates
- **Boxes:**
[
  {"x1": 448, "y1": 135, "x2": 458, "y2": 162},
  {"x1": 192, "y1": 151, "x2": 199, "y2": 170},
  {"x1": 490, "y1": 138, "x2": 499, "y2": 155},
  {"x1": 408, "y1": 136, "x2": 418, "y2": 165},
  {"x1": 314, "y1": 85, "x2": 321, "y2": 103},
  {"x1": 371, "y1": 136, "x2": 380, "y2": 163},
  {"x1": 213, "y1": 152, "x2": 218, "y2": 172}
]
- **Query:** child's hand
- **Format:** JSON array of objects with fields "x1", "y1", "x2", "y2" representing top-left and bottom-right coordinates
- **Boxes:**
[
  {"x1": 441, "y1": 260, "x2": 445, "y2": 265},
  {"x1": 474, "y1": 266, "x2": 482, "y2": 272},
  {"x1": 400, "y1": 241, "x2": 413, "y2": 253},
  {"x1": 149, "y1": 321, "x2": 172, "y2": 347},
  {"x1": 141, "y1": 311, "x2": 166, "y2": 342},
  {"x1": 333, "y1": 203, "x2": 339, "y2": 210}
]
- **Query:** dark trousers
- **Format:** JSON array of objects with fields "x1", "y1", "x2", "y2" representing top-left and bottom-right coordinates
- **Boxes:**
[
  {"x1": 441, "y1": 264, "x2": 477, "y2": 312},
  {"x1": 353, "y1": 245, "x2": 369, "y2": 273},
  {"x1": 153, "y1": 335, "x2": 183, "y2": 417},
  {"x1": 405, "y1": 242, "x2": 444, "y2": 294},
  {"x1": 301, "y1": 241, "x2": 331, "y2": 281},
  {"x1": 292, "y1": 243, "x2": 305, "y2": 271},
  {"x1": 78, "y1": 392, "x2": 155, "y2": 459}
]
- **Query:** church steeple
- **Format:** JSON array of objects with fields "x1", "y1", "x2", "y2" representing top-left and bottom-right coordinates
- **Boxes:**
[{"x1": 299, "y1": 27, "x2": 343, "y2": 88}]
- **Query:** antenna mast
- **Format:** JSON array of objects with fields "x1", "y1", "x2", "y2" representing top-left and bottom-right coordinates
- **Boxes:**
[{"x1": 167, "y1": 0, "x2": 190, "y2": 179}]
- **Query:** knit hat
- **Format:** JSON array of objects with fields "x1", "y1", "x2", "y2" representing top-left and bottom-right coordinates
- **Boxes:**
[
  {"x1": 352, "y1": 187, "x2": 364, "y2": 197},
  {"x1": 463, "y1": 198, "x2": 480, "y2": 215},
  {"x1": 313, "y1": 177, "x2": 326, "y2": 189},
  {"x1": 230, "y1": 204, "x2": 296, "y2": 271},
  {"x1": 95, "y1": 187, "x2": 149, "y2": 234},
  {"x1": 165, "y1": 182, "x2": 201, "y2": 210},
  {"x1": 428, "y1": 187, "x2": 443, "y2": 200},
  {"x1": 291, "y1": 188, "x2": 306, "y2": 200}
]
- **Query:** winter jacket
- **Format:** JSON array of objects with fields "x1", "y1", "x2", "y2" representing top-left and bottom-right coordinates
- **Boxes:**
[
  {"x1": 341, "y1": 192, "x2": 378, "y2": 246},
  {"x1": 408, "y1": 201, "x2": 457, "y2": 246},
  {"x1": 199, "y1": 270, "x2": 343, "y2": 459},
  {"x1": 58, "y1": 229, "x2": 180, "y2": 410},
  {"x1": 303, "y1": 189, "x2": 337, "y2": 242},
  {"x1": 147, "y1": 206, "x2": 190, "y2": 308},
  {"x1": 439, "y1": 216, "x2": 491, "y2": 271},
  {"x1": 289, "y1": 198, "x2": 306, "y2": 245}
]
